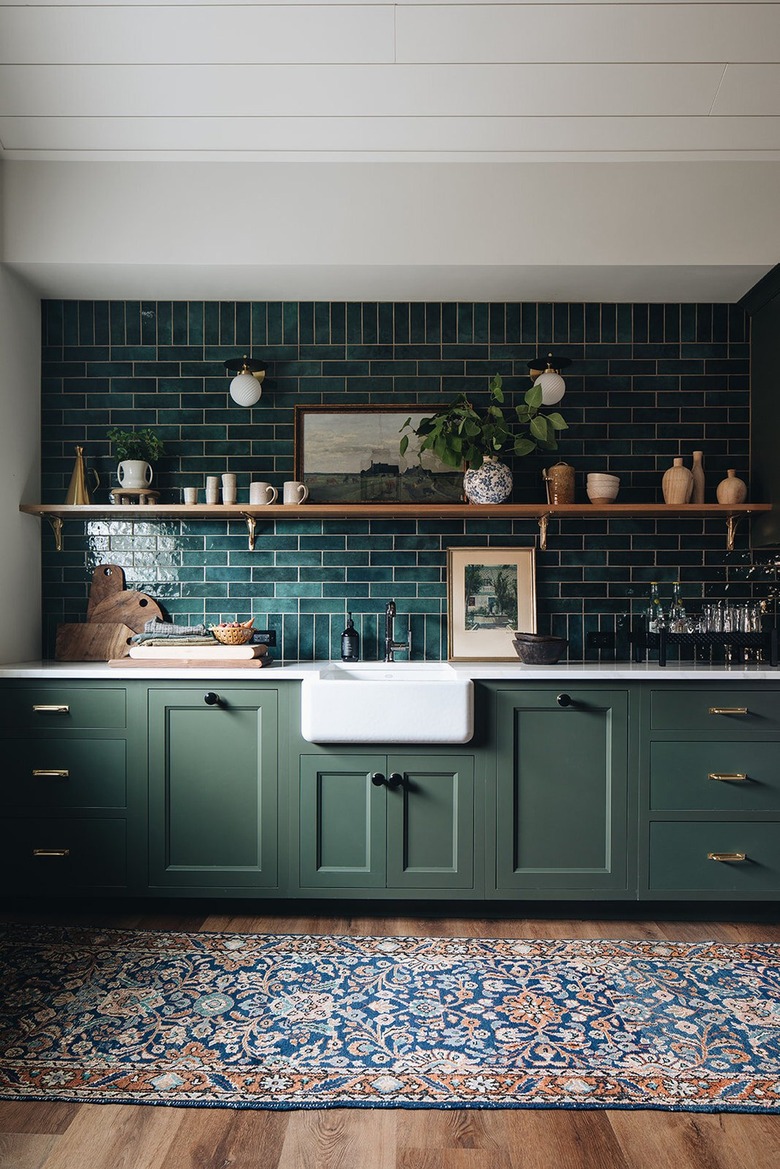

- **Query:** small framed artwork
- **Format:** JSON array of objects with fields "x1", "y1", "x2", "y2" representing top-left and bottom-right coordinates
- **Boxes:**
[
  {"x1": 294, "y1": 404, "x2": 464, "y2": 504},
  {"x1": 447, "y1": 546, "x2": 536, "y2": 660}
]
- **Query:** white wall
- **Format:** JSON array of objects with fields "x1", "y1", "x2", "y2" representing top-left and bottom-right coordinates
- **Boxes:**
[
  {"x1": 2, "y1": 160, "x2": 778, "y2": 301},
  {"x1": 0, "y1": 264, "x2": 40, "y2": 663}
]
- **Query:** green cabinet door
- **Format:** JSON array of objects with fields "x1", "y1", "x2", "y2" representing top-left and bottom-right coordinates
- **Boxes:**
[
  {"x1": 494, "y1": 687, "x2": 631, "y2": 895},
  {"x1": 148, "y1": 687, "x2": 278, "y2": 890},
  {"x1": 299, "y1": 752, "x2": 475, "y2": 893}
]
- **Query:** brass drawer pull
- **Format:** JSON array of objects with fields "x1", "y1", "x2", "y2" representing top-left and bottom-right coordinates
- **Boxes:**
[
  {"x1": 32, "y1": 848, "x2": 70, "y2": 858},
  {"x1": 708, "y1": 851, "x2": 747, "y2": 863},
  {"x1": 32, "y1": 769, "x2": 70, "y2": 778},
  {"x1": 32, "y1": 704, "x2": 70, "y2": 715},
  {"x1": 708, "y1": 772, "x2": 748, "y2": 783},
  {"x1": 708, "y1": 707, "x2": 748, "y2": 716}
]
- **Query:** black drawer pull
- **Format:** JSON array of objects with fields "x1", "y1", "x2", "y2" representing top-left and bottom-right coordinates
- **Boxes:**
[
  {"x1": 557, "y1": 693, "x2": 574, "y2": 707},
  {"x1": 32, "y1": 848, "x2": 70, "y2": 858},
  {"x1": 707, "y1": 851, "x2": 747, "y2": 863},
  {"x1": 371, "y1": 772, "x2": 386, "y2": 787},
  {"x1": 709, "y1": 707, "x2": 748, "y2": 716},
  {"x1": 204, "y1": 692, "x2": 225, "y2": 707},
  {"x1": 32, "y1": 769, "x2": 70, "y2": 779},
  {"x1": 708, "y1": 772, "x2": 748, "y2": 783},
  {"x1": 387, "y1": 772, "x2": 405, "y2": 790},
  {"x1": 32, "y1": 704, "x2": 69, "y2": 715}
]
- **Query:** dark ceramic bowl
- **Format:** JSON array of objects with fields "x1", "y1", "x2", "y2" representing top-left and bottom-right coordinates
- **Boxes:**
[{"x1": 511, "y1": 632, "x2": 568, "y2": 664}]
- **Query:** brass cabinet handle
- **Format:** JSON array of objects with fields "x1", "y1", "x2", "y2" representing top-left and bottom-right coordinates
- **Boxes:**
[
  {"x1": 32, "y1": 769, "x2": 70, "y2": 778},
  {"x1": 32, "y1": 704, "x2": 70, "y2": 714},
  {"x1": 708, "y1": 772, "x2": 748, "y2": 783},
  {"x1": 707, "y1": 851, "x2": 747, "y2": 863},
  {"x1": 32, "y1": 848, "x2": 70, "y2": 858},
  {"x1": 708, "y1": 707, "x2": 748, "y2": 716}
]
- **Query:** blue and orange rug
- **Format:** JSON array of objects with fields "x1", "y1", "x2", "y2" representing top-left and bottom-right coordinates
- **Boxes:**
[{"x1": 0, "y1": 924, "x2": 778, "y2": 1112}]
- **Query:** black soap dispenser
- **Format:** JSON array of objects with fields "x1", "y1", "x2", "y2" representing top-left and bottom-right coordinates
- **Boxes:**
[{"x1": 340, "y1": 612, "x2": 360, "y2": 662}]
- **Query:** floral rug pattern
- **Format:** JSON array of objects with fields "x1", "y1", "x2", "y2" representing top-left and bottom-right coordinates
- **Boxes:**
[{"x1": 1, "y1": 924, "x2": 779, "y2": 1111}]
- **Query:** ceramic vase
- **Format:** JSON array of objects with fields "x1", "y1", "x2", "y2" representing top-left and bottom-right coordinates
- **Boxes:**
[
  {"x1": 117, "y1": 459, "x2": 153, "y2": 490},
  {"x1": 662, "y1": 457, "x2": 693, "y2": 505},
  {"x1": 463, "y1": 456, "x2": 513, "y2": 504},
  {"x1": 691, "y1": 450, "x2": 705, "y2": 504},
  {"x1": 716, "y1": 468, "x2": 747, "y2": 505}
]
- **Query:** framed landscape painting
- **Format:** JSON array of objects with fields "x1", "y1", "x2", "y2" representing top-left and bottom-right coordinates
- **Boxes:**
[
  {"x1": 447, "y1": 547, "x2": 536, "y2": 660},
  {"x1": 294, "y1": 404, "x2": 464, "y2": 504}
]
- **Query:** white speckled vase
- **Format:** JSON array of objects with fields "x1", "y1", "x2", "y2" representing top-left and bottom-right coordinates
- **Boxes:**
[{"x1": 463, "y1": 456, "x2": 513, "y2": 504}]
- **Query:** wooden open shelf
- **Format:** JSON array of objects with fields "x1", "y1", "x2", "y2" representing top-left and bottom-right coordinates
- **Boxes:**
[{"x1": 20, "y1": 501, "x2": 772, "y2": 552}]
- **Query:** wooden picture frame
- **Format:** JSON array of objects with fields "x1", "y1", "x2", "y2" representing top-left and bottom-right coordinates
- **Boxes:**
[
  {"x1": 447, "y1": 546, "x2": 536, "y2": 660},
  {"x1": 293, "y1": 404, "x2": 464, "y2": 504}
]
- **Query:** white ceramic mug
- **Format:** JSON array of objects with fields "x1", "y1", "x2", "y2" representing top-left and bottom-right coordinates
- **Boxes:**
[
  {"x1": 206, "y1": 475, "x2": 220, "y2": 504},
  {"x1": 183, "y1": 487, "x2": 198, "y2": 505},
  {"x1": 283, "y1": 481, "x2": 309, "y2": 505},
  {"x1": 250, "y1": 481, "x2": 278, "y2": 505}
]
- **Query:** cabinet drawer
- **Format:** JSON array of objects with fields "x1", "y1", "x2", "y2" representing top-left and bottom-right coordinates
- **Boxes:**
[
  {"x1": 2, "y1": 739, "x2": 126, "y2": 809},
  {"x1": 0, "y1": 818, "x2": 127, "y2": 891},
  {"x1": 648, "y1": 821, "x2": 780, "y2": 894},
  {"x1": 650, "y1": 742, "x2": 780, "y2": 812},
  {"x1": 1, "y1": 687, "x2": 126, "y2": 731},
  {"x1": 650, "y1": 689, "x2": 780, "y2": 734}
]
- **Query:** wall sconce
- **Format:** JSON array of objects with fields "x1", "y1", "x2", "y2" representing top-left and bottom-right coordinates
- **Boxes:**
[
  {"x1": 527, "y1": 353, "x2": 571, "y2": 406},
  {"x1": 224, "y1": 356, "x2": 267, "y2": 407}
]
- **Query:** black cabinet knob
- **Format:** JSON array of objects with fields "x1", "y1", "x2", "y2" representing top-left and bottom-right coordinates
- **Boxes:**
[
  {"x1": 387, "y1": 772, "x2": 405, "y2": 790},
  {"x1": 204, "y1": 692, "x2": 224, "y2": 707},
  {"x1": 371, "y1": 772, "x2": 386, "y2": 787},
  {"x1": 557, "y1": 693, "x2": 574, "y2": 707}
]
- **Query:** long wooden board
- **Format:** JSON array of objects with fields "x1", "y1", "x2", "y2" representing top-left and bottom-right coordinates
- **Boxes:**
[{"x1": 107, "y1": 658, "x2": 272, "y2": 668}]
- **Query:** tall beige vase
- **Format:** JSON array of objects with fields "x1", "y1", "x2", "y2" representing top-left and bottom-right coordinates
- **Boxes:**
[
  {"x1": 662, "y1": 457, "x2": 693, "y2": 504},
  {"x1": 716, "y1": 469, "x2": 747, "y2": 504},
  {"x1": 690, "y1": 450, "x2": 705, "y2": 504}
]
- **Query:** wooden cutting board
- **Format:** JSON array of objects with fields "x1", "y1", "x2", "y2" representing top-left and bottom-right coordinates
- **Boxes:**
[
  {"x1": 108, "y1": 658, "x2": 271, "y2": 668},
  {"x1": 56, "y1": 623, "x2": 135, "y2": 661},
  {"x1": 89, "y1": 590, "x2": 164, "y2": 633},
  {"x1": 86, "y1": 564, "x2": 126, "y2": 618}
]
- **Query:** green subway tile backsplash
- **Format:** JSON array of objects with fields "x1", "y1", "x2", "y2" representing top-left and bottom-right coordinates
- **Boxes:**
[{"x1": 38, "y1": 297, "x2": 773, "y2": 662}]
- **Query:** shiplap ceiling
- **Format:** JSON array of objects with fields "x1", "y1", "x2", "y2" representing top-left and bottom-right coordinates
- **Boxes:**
[{"x1": 0, "y1": 1, "x2": 779, "y2": 161}]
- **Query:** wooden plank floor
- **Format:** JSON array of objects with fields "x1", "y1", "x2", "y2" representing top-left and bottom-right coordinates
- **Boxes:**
[{"x1": 1, "y1": 908, "x2": 780, "y2": 1169}]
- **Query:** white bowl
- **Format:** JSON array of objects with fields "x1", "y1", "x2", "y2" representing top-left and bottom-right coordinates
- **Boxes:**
[{"x1": 587, "y1": 473, "x2": 620, "y2": 504}]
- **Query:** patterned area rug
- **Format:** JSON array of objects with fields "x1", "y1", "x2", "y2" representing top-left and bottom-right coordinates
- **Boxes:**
[{"x1": 1, "y1": 923, "x2": 779, "y2": 1112}]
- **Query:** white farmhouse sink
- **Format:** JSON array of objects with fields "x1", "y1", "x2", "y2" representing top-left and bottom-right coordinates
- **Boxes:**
[{"x1": 300, "y1": 662, "x2": 474, "y2": 744}]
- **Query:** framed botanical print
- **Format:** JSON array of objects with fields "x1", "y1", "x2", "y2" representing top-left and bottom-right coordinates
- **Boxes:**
[{"x1": 447, "y1": 546, "x2": 536, "y2": 660}]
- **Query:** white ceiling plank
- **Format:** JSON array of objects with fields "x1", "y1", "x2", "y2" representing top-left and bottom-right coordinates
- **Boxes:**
[
  {"x1": 398, "y1": 4, "x2": 780, "y2": 65},
  {"x1": 0, "y1": 1, "x2": 767, "y2": 6},
  {"x1": 0, "y1": 63, "x2": 726, "y2": 118},
  {"x1": 3, "y1": 114, "x2": 779, "y2": 154},
  {"x1": 0, "y1": 5, "x2": 394, "y2": 66},
  {"x1": 711, "y1": 64, "x2": 780, "y2": 113}
]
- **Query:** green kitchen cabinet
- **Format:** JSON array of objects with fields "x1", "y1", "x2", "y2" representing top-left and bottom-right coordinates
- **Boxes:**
[
  {"x1": 148, "y1": 686, "x2": 279, "y2": 892},
  {"x1": 298, "y1": 752, "x2": 477, "y2": 895},
  {"x1": 0, "y1": 680, "x2": 144, "y2": 895},
  {"x1": 491, "y1": 686, "x2": 633, "y2": 897}
]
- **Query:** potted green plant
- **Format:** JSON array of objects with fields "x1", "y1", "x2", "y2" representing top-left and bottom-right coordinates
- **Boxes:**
[
  {"x1": 400, "y1": 373, "x2": 567, "y2": 503},
  {"x1": 107, "y1": 427, "x2": 165, "y2": 491}
]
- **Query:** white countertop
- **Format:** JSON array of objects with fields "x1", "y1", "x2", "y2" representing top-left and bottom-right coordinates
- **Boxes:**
[{"x1": 0, "y1": 660, "x2": 778, "y2": 681}]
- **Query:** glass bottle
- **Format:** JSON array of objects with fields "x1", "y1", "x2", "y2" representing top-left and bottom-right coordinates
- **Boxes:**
[
  {"x1": 668, "y1": 581, "x2": 687, "y2": 633},
  {"x1": 645, "y1": 582, "x2": 665, "y2": 634}
]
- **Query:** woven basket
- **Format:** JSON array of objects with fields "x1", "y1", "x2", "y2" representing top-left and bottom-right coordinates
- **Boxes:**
[{"x1": 211, "y1": 624, "x2": 254, "y2": 646}]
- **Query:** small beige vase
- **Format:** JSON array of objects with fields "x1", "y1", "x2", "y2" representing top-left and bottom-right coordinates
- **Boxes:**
[
  {"x1": 716, "y1": 469, "x2": 747, "y2": 505},
  {"x1": 690, "y1": 450, "x2": 705, "y2": 504},
  {"x1": 662, "y1": 457, "x2": 693, "y2": 505}
]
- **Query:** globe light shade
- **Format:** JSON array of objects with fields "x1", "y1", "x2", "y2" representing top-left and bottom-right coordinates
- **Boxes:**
[
  {"x1": 535, "y1": 370, "x2": 566, "y2": 405},
  {"x1": 224, "y1": 355, "x2": 266, "y2": 407},
  {"x1": 229, "y1": 371, "x2": 263, "y2": 407}
]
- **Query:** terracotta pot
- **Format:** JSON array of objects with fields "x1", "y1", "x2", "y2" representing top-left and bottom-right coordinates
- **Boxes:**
[
  {"x1": 716, "y1": 469, "x2": 747, "y2": 505},
  {"x1": 662, "y1": 457, "x2": 693, "y2": 505}
]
